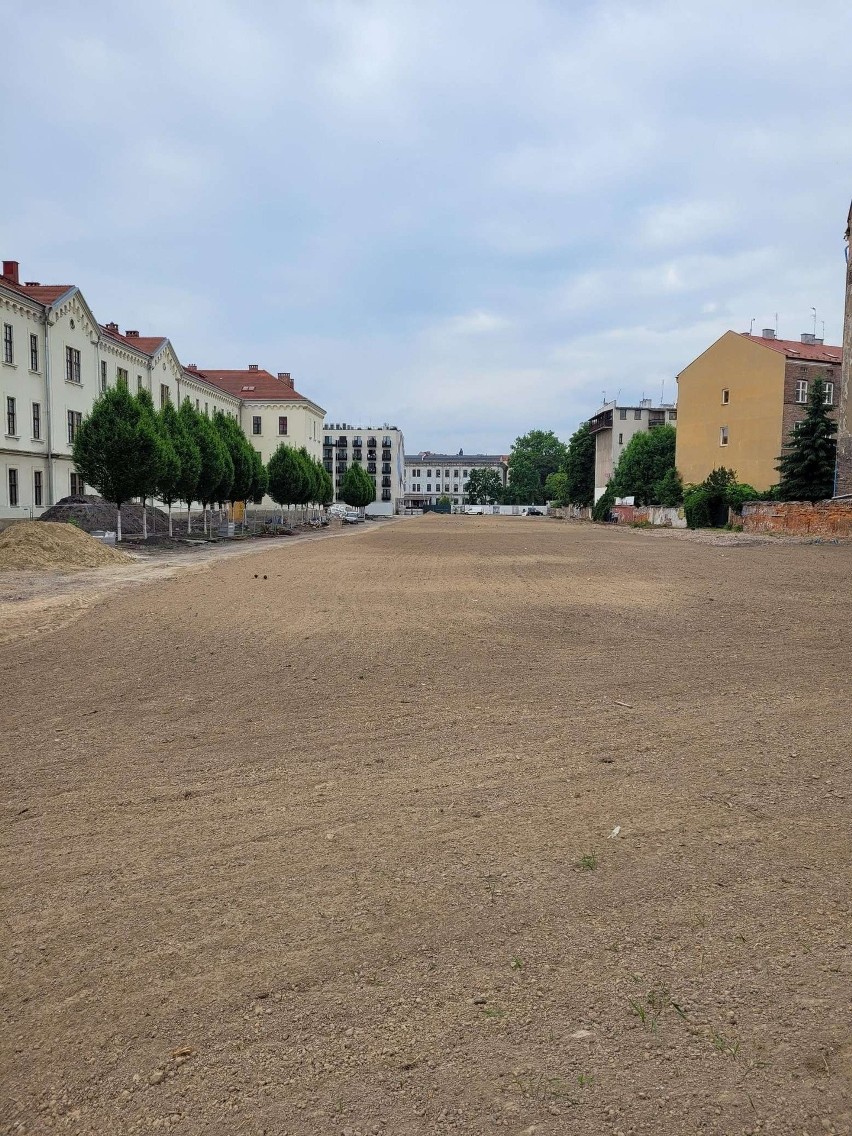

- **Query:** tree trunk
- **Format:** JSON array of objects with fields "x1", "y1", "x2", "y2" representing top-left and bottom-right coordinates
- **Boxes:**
[
  {"x1": 187, "y1": 504, "x2": 192, "y2": 534},
  {"x1": 116, "y1": 506, "x2": 122, "y2": 543},
  {"x1": 168, "y1": 505, "x2": 173, "y2": 537},
  {"x1": 142, "y1": 500, "x2": 148, "y2": 540}
]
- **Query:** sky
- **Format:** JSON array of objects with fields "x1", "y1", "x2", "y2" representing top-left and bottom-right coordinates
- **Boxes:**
[{"x1": 2, "y1": 1, "x2": 850, "y2": 455}]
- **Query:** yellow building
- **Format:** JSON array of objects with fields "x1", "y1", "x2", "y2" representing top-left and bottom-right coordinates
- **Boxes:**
[{"x1": 676, "y1": 330, "x2": 841, "y2": 491}]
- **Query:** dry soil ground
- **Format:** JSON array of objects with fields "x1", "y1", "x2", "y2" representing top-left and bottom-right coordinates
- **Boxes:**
[{"x1": 1, "y1": 516, "x2": 850, "y2": 1136}]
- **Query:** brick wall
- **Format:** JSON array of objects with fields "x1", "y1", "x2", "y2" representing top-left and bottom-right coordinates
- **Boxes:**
[
  {"x1": 741, "y1": 500, "x2": 852, "y2": 538},
  {"x1": 780, "y1": 361, "x2": 840, "y2": 449}
]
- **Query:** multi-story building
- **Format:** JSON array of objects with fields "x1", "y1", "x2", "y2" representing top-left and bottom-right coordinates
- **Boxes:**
[
  {"x1": 675, "y1": 330, "x2": 841, "y2": 492},
  {"x1": 191, "y1": 366, "x2": 325, "y2": 469},
  {"x1": 322, "y1": 424, "x2": 405, "y2": 515},
  {"x1": 403, "y1": 451, "x2": 508, "y2": 508},
  {"x1": 0, "y1": 258, "x2": 325, "y2": 518},
  {"x1": 588, "y1": 400, "x2": 677, "y2": 501}
]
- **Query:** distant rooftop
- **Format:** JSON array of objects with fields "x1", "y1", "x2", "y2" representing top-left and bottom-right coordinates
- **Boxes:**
[
  {"x1": 739, "y1": 332, "x2": 841, "y2": 364},
  {"x1": 405, "y1": 451, "x2": 507, "y2": 464}
]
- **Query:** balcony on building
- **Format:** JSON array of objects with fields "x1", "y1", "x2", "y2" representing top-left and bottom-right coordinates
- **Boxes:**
[
  {"x1": 353, "y1": 436, "x2": 363, "y2": 448},
  {"x1": 367, "y1": 462, "x2": 377, "y2": 473},
  {"x1": 648, "y1": 411, "x2": 667, "y2": 428},
  {"x1": 381, "y1": 476, "x2": 392, "y2": 488},
  {"x1": 589, "y1": 409, "x2": 613, "y2": 433},
  {"x1": 367, "y1": 449, "x2": 377, "y2": 461},
  {"x1": 381, "y1": 449, "x2": 391, "y2": 461},
  {"x1": 381, "y1": 463, "x2": 391, "y2": 474},
  {"x1": 381, "y1": 490, "x2": 392, "y2": 501},
  {"x1": 382, "y1": 437, "x2": 392, "y2": 449},
  {"x1": 367, "y1": 436, "x2": 377, "y2": 448},
  {"x1": 336, "y1": 436, "x2": 348, "y2": 448},
  {"x1": 323, "y1": 435, "x2": 334, "y2": 446},
  {"x1": 352, "y1": 447, "x2": 362, "y2": 460}
]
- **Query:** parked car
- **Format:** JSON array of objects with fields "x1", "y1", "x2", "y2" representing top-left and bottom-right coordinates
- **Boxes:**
[
  {"x1": 342, "y1": 511, "x2": 362, "y2": 524},
  {"x1": 527, "y1": 507, "x2": 545, "y2": 516}
]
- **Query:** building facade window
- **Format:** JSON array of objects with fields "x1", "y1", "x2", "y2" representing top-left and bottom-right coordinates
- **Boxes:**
[
  {"x1": 720, "y1": 426, "x2": 729, "y2": 446},
  {"x1": 618, "y1": 433, "x2": 623, "y2": 445},
  {"x1": 824, "y1": 382, "x2": 834, "y2": 405},
  {"x1": 721, "y1": 389, "x2": 729, "y2": 404},
  {"x1": 8, "y1": 468, "x2": 18, "y2": 506},
  {"x1": 66, "y1": 346, "x2": 81, "y2": 383},
  {"x1": 100, "y1": 361, "x2": 108, "y2": 392},
  {"x1": 795, "y1": 379, "x2": 808, "y2": 403},
  {"x1": 70, "y1": 471, "x2": 84, "y2": 495},
  {"x1": 67, "y1": 410, "x2": 82, "y2": 444},
  {"x1": 619, "y1": 409, "x2": 627, "y2": 420},
  {"x1": 252, "y1": 415, "x2": 262, "y2": 435},
  {"x1": 160, "y1": 384, "x2": 170, "y2": 408},
  {"x1": 668, "y1": 409, "x2": 677, "y2": 421},
  {"x1": 3, "y1": 323, "x2": 13, "y2": 364},
  {"x1": 32, "y1": 402, "x2": 40, "y2": 440},
  {"x1": 33, "y1": 470, "x2": 43, "y2": 507},
  {"x1": 117, "y1": 367, "x2": 128, "y2": 388},
  {"x1": 634, "y1": 409, "x2": 642, "y2": 420},
  {"x1": 6, "y1": 396, "x2": 16, "y2": 436},
  {"x1": 29, "y1": 334, "x2": 39, "y2": 372},
  {"x1": 278, "y1": 416, "x2": 288, "y2": 435},
  {"x1": 137, "y1": 375, "x2": 143, "y2": 392}
]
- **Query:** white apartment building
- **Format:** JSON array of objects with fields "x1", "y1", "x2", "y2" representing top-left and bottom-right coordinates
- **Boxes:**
[
  {"x1": 0, "y1": 258, "x2": 326, "y2": 519},
  {"x1": 588, "y1": 399, "x2": 678, "y2": 502},
  {"x1": 322, "y1": 424, "x2": 405, "y2": 515},
  {"x1": 404, "y1": 451, "x2": 508, "y2": 508}
]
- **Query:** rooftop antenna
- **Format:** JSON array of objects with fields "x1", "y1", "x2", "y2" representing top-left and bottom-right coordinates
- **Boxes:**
[
  {"x1": 811, "y1": 306, "x2": 817, "y2": 337},
  {"x1": 660, "y1": 380, "x2": 665, "y2": 405},
  {"x1": 749, "y1": 318, "x2": 755, "y2": 335},
  {"x1": 822, "y1": 320, "x2": 825, "y2": 340},
  {"x1": 775, "y1": 312, "x2": 779, "y2": 335}
]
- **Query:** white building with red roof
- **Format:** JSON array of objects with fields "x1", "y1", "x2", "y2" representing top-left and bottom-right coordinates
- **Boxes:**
[{"x1": 0, "y1": 258, "x2": 325, "y2": 518}]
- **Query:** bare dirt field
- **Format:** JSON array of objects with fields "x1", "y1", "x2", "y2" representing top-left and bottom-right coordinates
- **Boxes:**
[{"x1": 1, "y1": 515, "x2": 850, "y2": 1136}]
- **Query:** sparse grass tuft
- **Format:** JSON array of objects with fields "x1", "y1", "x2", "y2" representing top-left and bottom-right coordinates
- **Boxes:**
[{"x1": 577, "y1": 852, "x2": 598, "y2": 871}]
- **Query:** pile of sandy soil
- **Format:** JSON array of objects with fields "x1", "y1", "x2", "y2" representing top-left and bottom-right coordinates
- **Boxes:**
[{"x1": 0, "y1": 521, "x2": 129, "y2": 570}]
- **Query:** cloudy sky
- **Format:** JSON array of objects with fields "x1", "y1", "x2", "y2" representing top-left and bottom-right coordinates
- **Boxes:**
[{"x1": 2, "y1": 1, "x2": 850, "y2": 454}]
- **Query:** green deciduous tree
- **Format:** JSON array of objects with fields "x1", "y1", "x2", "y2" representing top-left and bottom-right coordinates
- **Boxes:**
[
  {"x1": 187, "y1": 407, "x2": 230, "y2": 532},
  {"x1": 544, "y1": 470, "x2": 568, "y2": 504},
  {"x1": 507, "y1": 430, "x2": 569, "y2": 502},
  {"x1": 339, "y1": 463, "x2": 375, "y2": 509},
  {"x1": 465, "y1": 468, "x2": 503, "y2": 505},
  {"x1": 72, "y1": 384, "x2": 161, "y2": 541},
  {"x1": 268, "y1": 444, "x2": 307, "y2": 514},
  {"x1": 654, "y1": 467, "x2": 684, "y2": 507},
  {"x1": 563, "y1": 422, "x2": 595, "y2": 507},
  {"x1": 214, "y1": 411, "x2": 254, "y2": 506},
  {"x1": 248, "y1": 448, "x2": 268, "y2": 504},
  {"x1": 504, "y1": 458, "x2": 541, "y2": 505},
  {"x1": 611, "y1": 425, "x2": 677, "y2": 505},
  {"x1": 159, "y1": 400, "x2": 200, "y2": 536},
  {"x1": 776, "y1": 377, "x2": 838, "y2": 501}
]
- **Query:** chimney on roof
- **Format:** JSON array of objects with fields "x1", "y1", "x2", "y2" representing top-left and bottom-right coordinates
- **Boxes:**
[
  {"x1": 187, "y1": 363, "x2": 197, "y2": 370},
  {"x1": 278, "y1": 371, "x2": 293, "y2": 388},
  {"x1": 2, "y1": 260, "x2": 20, "y2": 284},
  {"x1": 125, "y1": 329, "x2": 139, "y2": 337},
  {"x1": 248, "y1": 364, "x2": 259, "y2": 371},
  {"x1": 24, "y1": 281, "x2": 40, "y2": 287},
  {"x1": 105, "y1": 321, "x2": 119, "y2": 333},
  {"x1": 762, "y1": 328, "x2": 775, "y2": 339},
  {"x1": 801, "y1": 332, "x2": 816, "y2": 344}
]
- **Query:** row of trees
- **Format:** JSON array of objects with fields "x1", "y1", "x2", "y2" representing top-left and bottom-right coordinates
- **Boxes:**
[
  {"x1": 73, "y1": 384, "x2": 269, "y2": 540},
  {"x1": 72, "y1": 385, "x2": 375, "y2": 540}
]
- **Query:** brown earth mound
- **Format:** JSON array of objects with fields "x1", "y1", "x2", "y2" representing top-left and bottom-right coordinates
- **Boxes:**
[
  {"x1": 0, "y1": 521, "x2": 129, "y2": 570},
  {"x1": 40, "y1": 495, "x2": 171, "y2": 535}
]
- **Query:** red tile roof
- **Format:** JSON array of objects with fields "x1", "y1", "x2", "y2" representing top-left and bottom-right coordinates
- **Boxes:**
[
  {"x1": 194, "y1": 367, "x2": 314, "y2": 403},
  {"x1": 99, "y1": 325, "x2": 168, "y2": 356},
  {"x1": 0, "y1": 273, "x2": 73, "y2": 306},
  {"x1": 740, "y1": 333, "x2": 841, "y2": 364}
]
